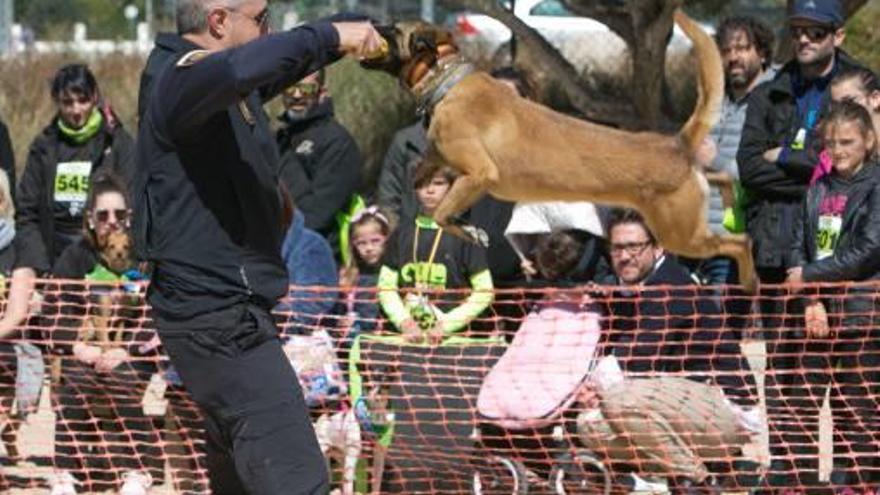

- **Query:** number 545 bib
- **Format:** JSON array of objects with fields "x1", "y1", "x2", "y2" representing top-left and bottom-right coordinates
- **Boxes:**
[{"x1": 54, "y1": 161, "x2": 92, "y2": 203}]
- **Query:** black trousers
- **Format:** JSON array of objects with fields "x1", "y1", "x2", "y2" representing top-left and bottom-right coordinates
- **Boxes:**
[{"x1": 157, "y1": 304, "x2": 328, "y2": 495}]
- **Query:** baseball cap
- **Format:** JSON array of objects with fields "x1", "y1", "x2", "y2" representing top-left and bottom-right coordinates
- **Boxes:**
[{"x1": 789, "y1": 0, "x2": 843, "y2": 26}]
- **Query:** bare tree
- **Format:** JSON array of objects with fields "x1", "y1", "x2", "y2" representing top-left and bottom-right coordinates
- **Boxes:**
[
  {"x1": 563, "y1": 0, "x2": 682, "y2": 129},
  {"x1": 444, "y1": 0, "x2": 870, "y2": 130},
  {"x1": 444, "y1": 0, "x2": 643, "y2": 128}
]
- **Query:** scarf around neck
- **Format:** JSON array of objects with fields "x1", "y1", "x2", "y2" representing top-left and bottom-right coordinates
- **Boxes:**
[{"x1": 57, "y1": 107, "x2": 104, "y2": 144}]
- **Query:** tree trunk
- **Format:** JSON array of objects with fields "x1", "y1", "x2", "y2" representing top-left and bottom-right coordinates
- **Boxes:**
[
  {"x1": 564, "y1": 0, "x2": 682, "y2": 129},
  {"x1": 446, "y1": 0, "x2": 641, "y2": 128}
]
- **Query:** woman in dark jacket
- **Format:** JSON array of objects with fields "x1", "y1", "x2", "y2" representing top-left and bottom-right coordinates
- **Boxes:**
[
  {"x1": 786, "y1": 101, "x2": 880, "y2": 489},
  {"x1": 48, "y1": 171, "x2": 162, "y2": 495},
  {"x1": 0, "y1": 64, "x2": 135, "y2": 338}
]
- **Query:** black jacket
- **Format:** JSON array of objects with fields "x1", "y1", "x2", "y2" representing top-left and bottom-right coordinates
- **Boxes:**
[
  {"x1": 134, "y1": 24, "x2": 343, "y2": 322},
  {"x1": 0, "y1": 118, "x2": 14, "y2": 202},
  {"x1": 793, "y1": 162, "x2": 880, "y2": 282},
  {"x1": 276, "y1": 99, "x2": 362, "y2": 247},
  {"x1": 792, "y1": 162, "x2": 880, "y2": 337},
  {"x1": 600, "y1": 257, "x2": 754, "y2": 403},
  {"x1": 14, "y1": 113, "x2": 135, "y2": 274},
  {"x1": 376, "y1": 121, "x2": 427, "y2": 223},
  {"x1": 737, "y1": 51, "x2": 867, "y2": 270}
]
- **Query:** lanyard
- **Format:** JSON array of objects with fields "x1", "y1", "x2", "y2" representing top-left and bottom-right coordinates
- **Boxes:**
[{"x1": 412, "y1": 223, "x2": 444, "y2": 294}]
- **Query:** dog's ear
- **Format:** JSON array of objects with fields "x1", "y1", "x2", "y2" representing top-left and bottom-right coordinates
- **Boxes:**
[{"x1": 409, "y1": 30, "x2": 438, "y2": 57}]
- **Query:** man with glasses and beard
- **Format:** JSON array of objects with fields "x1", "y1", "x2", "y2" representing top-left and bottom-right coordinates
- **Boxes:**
[
  {"x1": 736, "y1": 0, "x2": 872, "y2": 488},
  {"x1": 597, "y1": 208, "x2": 757, "y2": 492},
  {"x1": 134, "y1": 0, "x2": 384, "y2": 493},
  {"x1": 276, "y1": 69, "x2": 362, "y2": 261}
]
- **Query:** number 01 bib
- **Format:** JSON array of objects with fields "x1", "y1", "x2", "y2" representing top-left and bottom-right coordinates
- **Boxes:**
[
  {"x1": 816, "y1": 214, "x2": 842, "y2": 260},
  {"x1": 54, "y1": 161, "x2": 92, "y2": 203}
]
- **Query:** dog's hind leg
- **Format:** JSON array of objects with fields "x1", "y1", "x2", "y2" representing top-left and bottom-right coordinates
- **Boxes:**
[
  {"x1": 690, "y1": 231, "x2": 757, "y2": 294},
  {"x1": 429, "y1": 140, "x2": 495, "y2": 244}
]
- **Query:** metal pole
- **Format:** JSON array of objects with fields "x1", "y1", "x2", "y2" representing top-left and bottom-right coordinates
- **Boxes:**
[
  {"x1": 0, "y1": 0, "x2": 12, "y2": 55},
  {"x1": 145, "y1": 0, "x2": 154, "y2": 35},
  {"x1": 421, "y1": 0, "x2": 434, "y2": 23}
]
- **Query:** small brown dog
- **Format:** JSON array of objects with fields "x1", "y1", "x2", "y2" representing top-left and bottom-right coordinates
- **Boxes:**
[
  {"x1": 363, "y1": 10, "x2": 756, "y2": 292},
  {"x1": 81, "y1": 230, "x2": 136, "y2": 346}
]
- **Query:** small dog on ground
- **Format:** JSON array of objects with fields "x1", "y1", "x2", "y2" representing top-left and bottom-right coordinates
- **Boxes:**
[{"x1": 362, "y1": 10, "x2": 757, "y2": 292}]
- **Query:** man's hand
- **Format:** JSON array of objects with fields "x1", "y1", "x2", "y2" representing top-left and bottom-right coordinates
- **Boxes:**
[
  {"x1": 73, "y1": 343, "x2": 103, "y2": 366},
  {"x1": 785, "y1": 266, "x2": 804, "y2": 285},
  {"x1": 333, "y1": 22, "x2": 386, "y2": 59},
  {"x1": 95, "y1": 348, "x2": 129, "y2": 373},
  {"x1": 400, "y1": 319, "x2": 422, "y2": 343},
  {"x1": 763, "y1": 147, "x2": 782, "y2": 163}
]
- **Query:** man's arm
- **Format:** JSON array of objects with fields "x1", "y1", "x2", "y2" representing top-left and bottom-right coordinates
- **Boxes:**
[
  {"x1": 737, "y1": 89, "x2": 812, "y2": 197},
  {"x1": 154, "y1": 23, "x2": 340, "y2": 138}
]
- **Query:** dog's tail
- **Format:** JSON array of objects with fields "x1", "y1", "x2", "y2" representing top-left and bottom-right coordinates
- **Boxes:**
[{"x1": 675, "y1": 9, "x2": 723, "y2": 160}]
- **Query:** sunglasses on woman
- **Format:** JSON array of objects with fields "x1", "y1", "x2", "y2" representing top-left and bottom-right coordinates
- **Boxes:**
[{"x1": 94, "y1": 208, "x2": 131, "y2": 224}]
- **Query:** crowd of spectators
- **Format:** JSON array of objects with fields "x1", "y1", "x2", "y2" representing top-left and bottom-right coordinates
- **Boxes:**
[{"x1": 0, "y1": 0, "x2": 877, "y2": 493}]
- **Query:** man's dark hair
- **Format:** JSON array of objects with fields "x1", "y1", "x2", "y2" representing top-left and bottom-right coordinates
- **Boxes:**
[
  {"x1": 715, "y1": 16, "x2": 775, "y2": 70},
  {"x1": 534, "y1": 230, "x2": 586, "y2": 281},
  {"x1": 51, "y1": 63, "x2": 99, "y2": 101},
  {"x1": 606, "y1": 208, "x2": 657, "y2": 245}
]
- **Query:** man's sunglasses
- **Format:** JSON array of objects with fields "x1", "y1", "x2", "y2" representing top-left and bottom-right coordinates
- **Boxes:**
[
  {"x1": 227, "y1": 6, "x2": 270, "y2": 30},
  {"x1": 286, "y1": 81, "x2": 321, "y2": 98},
  {"x1": 94, "y1": 208, "x2": 130, "y2": 224},
  {"x1": 790, "y1": 25, "x2": 834, "y2": 42}
]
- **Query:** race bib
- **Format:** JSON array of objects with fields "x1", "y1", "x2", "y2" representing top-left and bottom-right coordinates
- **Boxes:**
[
  {"x1": 54, "y1": 161, "x2": 92, "y2": 203},
  {"x1": 816, "y1": 214, "x2": 842, "y2": 260}
]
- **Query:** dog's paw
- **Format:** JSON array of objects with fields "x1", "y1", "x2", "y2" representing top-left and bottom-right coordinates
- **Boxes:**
[{"x1": 462, "y1": 225, "x2": 489, "y2": 248}]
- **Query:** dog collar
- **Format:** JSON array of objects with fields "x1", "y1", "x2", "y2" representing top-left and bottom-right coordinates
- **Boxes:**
[{"x1": 413, "y1": 56, "x2": 474, "y2": 117}]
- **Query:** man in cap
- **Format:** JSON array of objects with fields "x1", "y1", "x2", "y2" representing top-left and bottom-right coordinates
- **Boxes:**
[{"x1": 736, "y1": 0, "x2": 871, "y2": 489}]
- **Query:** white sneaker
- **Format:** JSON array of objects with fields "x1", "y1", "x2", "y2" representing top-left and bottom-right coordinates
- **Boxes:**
[
  {"x1": 119, "y1": 471, "x2": 153, "y2": 495},
  {"x1": 49, "y1": 471, "x2": 77, "y2": 495}
]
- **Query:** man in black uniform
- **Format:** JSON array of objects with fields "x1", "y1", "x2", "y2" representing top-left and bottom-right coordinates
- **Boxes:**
[{"x1": 133, "y1": 1, "x2": 383, "y2": 493}]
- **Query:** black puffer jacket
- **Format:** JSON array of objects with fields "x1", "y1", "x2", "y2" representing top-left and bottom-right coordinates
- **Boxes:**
[
  {"x1": 737, "y1": 51, "x2": 868, "y2": 270},
  {"x1": 14, "y1": 112, "x2": 135, "y2": 274}
]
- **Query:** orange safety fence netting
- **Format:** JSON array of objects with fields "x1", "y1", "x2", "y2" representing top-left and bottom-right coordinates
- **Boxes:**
[{"x1": 0, "y1": 279, "x2": 878, "y2": 494}]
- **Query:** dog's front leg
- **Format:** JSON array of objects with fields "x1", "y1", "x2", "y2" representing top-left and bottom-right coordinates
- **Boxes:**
[{"x1": 433, "y1": 174, "x2": 491, "y2": 244}]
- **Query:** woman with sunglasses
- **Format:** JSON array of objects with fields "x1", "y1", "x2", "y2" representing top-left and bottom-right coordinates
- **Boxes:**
[
  {"x1": 47, "y1": 171, "x2": 163, "y2": 495},
  {"x1": 0, "y1": 64, "x2": 135, "y2": 344}
]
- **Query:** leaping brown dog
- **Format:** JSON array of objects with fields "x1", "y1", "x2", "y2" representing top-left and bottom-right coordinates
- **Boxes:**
[{"x1": 362, "y1": 10, "x2": 756, "y2": 292}]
